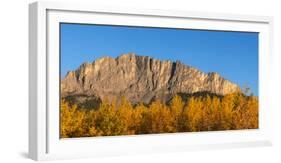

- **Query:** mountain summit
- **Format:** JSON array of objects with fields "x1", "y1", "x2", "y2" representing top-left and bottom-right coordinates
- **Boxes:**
[{"x1": 61, "y1": 53, "x2": 240, "y2": 104}]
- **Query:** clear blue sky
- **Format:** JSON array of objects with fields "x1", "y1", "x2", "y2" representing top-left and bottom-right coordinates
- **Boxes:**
[{"x1": 60, "y1": 23, "x2": 259, "y2": 95}]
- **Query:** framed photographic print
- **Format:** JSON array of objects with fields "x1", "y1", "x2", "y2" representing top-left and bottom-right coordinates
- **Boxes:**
[{"x1": 29, "y1": 1, "x2": 274, "y2": 161}]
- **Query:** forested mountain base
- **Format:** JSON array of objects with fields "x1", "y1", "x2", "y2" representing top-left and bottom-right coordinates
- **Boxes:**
[{"x1": 60, "y1": 92, "x2": 258, "y2": 138}]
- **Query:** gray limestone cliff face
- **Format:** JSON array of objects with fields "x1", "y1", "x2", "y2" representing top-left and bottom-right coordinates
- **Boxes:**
[{"x1": 61, "y1": 53, "x2": 240, "y2": 104}]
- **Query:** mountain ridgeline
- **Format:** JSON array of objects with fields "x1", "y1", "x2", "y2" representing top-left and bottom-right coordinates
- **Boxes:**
[{"x1": 61, "y1": 53, "x2": 240, "y2": 107}]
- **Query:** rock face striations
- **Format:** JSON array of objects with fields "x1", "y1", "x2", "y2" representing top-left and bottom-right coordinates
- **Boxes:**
[{"x1": 61, "y1": 53, "x2": 240, "y2": 104}]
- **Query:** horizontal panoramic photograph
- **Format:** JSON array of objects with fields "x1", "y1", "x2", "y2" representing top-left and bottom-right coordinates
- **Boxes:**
[{"x1": 60, "y1": 23, "x2": 259, "y2": 138}]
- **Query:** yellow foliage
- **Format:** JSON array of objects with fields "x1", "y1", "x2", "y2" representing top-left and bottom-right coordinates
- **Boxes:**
[
  {"x1": 60, "y1": 101, "x2": 87, "y2": 138},
  {"x1": 170, "y1": 95, "x2": 185, "y2": 132},
  {"x1": 60, "y1": 92, "x2": 259, "y2": 138}
]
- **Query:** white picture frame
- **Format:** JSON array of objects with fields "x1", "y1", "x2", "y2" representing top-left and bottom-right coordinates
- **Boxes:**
[{"x1": 29, "y1": 1, "x2": 274, "y2": 161}]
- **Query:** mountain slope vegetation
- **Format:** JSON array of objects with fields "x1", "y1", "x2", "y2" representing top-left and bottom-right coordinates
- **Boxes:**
[{"x1": 60, "y1": 92, "x2": 258, "y2": 138}]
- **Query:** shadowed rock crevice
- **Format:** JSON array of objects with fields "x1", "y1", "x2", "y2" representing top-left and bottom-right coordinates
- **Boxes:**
[{"x1": 168, "y1": 61, "x2": 177, "y2": 91}]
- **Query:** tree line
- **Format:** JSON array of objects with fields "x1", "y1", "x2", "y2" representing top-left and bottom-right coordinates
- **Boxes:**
[{"x1": 60, "y1": 92, "x2": 258, "y2": 138}]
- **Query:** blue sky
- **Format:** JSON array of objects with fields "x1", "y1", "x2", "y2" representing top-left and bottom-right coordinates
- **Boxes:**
[{"x1": 60, "y1": 23, "x2": 259, "y2": 95}]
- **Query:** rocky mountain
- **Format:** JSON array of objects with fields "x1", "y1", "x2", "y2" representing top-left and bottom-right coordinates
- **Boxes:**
[{"x1": 61, "y1": 53, "x2": 240, "y2": 104}]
